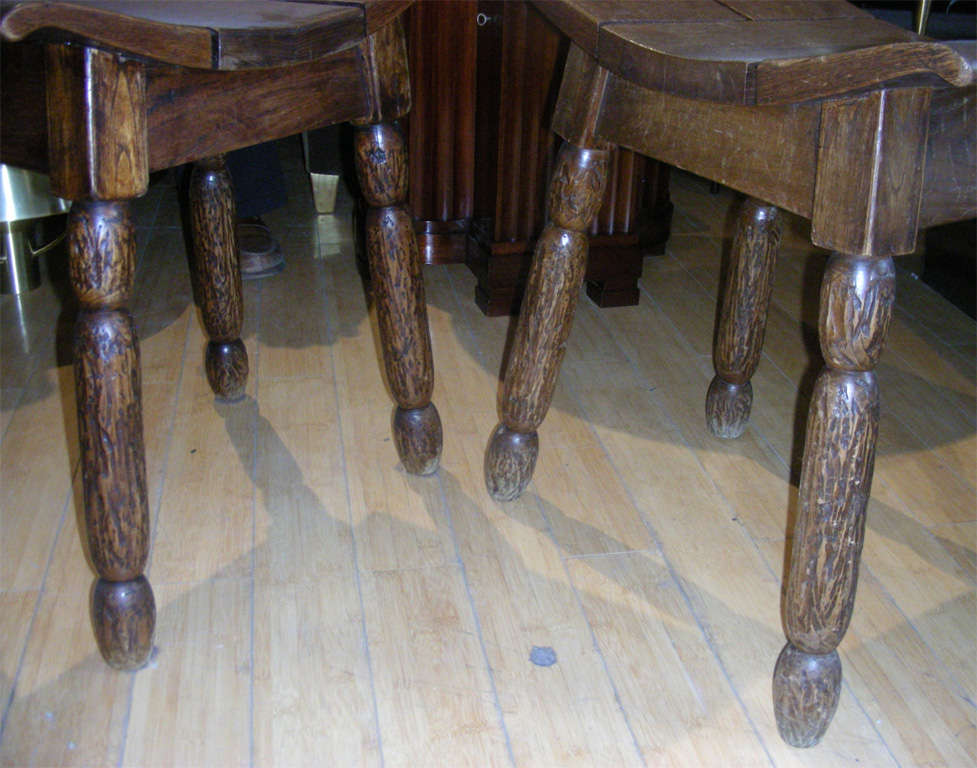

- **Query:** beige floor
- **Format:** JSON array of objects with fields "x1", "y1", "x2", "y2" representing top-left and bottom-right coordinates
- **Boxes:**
[{"x1": 1, "y1": 142, "x2": 974, "y2": 767}]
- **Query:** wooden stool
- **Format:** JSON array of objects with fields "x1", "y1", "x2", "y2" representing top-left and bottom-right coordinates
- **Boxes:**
[
  {"x1": 484, "y1": 0, "x2": 975, "y2": 747},
  {"x1": 1, "y1": 0, "x2": 440, "y2": 671}
]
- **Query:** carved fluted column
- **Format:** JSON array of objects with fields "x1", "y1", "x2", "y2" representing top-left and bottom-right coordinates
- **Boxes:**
[
  {"x1": 485, "y1": 141, "x2": 610, "y2": 500},
  {"x1": 707, "y1": 197, "x2": 781, "y2": 438},
  {"x1": 774, "y1": 253, "x2": 895, "y2": 746}
]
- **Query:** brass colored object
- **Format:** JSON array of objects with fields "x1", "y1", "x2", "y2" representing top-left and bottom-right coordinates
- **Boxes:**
[{"x1": 0, "y1": 164, "x2": 71, "y2": 294}]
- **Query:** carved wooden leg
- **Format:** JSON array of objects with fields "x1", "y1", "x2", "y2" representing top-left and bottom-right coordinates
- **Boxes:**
[
  {"x1": 707, "y1": 197, "x2": 781, "y2": 438},
  {"x1": 69, "y1": 200, "x2": 155, "y2": 670},
  {"x1": 353, "y1": 122, "x2": 441, "y2": 475},
  {"x1": 189, "y1": 155, "x2": 248, "y2": 401},
  {"x1": 485, "y1": 142, "x2": 610, "y2": 501},
  {"x1": 774, "y1": 252, "x2": 895, "y2": 747}
]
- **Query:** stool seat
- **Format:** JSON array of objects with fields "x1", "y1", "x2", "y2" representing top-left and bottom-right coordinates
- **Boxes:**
[
  {"x1": 535, "y1": 0, "x2": 975, "y2": 103},
  {"x1": 0, "y1": 0, "x2": 409, "y2": 69}
]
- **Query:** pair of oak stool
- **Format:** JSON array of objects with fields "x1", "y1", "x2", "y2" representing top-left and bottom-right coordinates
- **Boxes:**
[{"x1": 2, "y1": 0, "x2": 974, "y2": 749}]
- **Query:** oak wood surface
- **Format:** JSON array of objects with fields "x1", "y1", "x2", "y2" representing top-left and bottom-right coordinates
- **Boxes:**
[
  {"x1": 44, "y1": 44, "x2": 148, "y2": 201},
  {"x1": 189, "y1": 156, "x2": 249, "y2": 401},
  {"x1": 0, "y1": 1, "x2": 411, "y2": 69},
  {"x1": 532, "y1": 0, "x2": 974, "y2": 105},
  {"x1": 706, "y1": 197, "x2": 781, "y2": 439}
]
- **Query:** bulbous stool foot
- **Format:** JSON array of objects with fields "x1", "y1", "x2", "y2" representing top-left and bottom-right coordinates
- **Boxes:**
[
  {"x1": 206, "y1": 339, "x2": 248, "y2": 402},
  {"x1": 485, "y1": 424, "x2": 539, "y2": 501},
  {"x1": 773, "y1": 643, "x2": 842, "y2": 748},
  {"x1": 393, "y1": 403, "x2": 442, "y2": 475},
  {"x1": 705, "y1": 376, "x2": 753, "y2": 438},
  {"x1": 91, "y1": 576, "x2": 156, "y2": 671}
]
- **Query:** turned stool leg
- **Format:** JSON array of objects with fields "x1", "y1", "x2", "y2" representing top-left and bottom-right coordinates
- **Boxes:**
[
  {"x1": 352, "y1": 122, "x2": 441, "y2": 474},
  {"x1": 485, "y1": 142, "x2": 610, "y2": 501},
  {"x1": 774, "y1": 252, "x2": 895, "y2": 746},
  {"x1": 189, "y1": 155, "x2": 248, "y2": 401},
  {"x1": 707, "y1": 198, "x2": 781, "y2": 438},
  {"x1": 69, "y1": 201, "x2": 155, "y2": 669}
]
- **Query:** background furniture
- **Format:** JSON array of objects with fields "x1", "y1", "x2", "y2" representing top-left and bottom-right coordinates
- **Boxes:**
[
  {"x1": 403, "y1": 0, "x2": 673, "y2": 315},
  {"x1": 485, "y1": 0, "x2": 975, "y2": 748},
  {"x1": 1, "y1": 0, "x2": 440, "y2": 671}
]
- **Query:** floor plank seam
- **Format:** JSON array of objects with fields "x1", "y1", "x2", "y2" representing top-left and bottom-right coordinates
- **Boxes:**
[
  {"x1": 0, "y1": 454, "x2": 74, "y2": 751},
  {"x1": 584, "y1": 286, "x2": 792, "y2": 766},
  {"x1": 435, "y1": 473, "x2": 518, "y2": 768},
  {"x1": 631, "y1": 276, "x2": 917, "y2": 767},
  {"x1": 247, "y1": 281, "x2": 264, "y2": 768},
  {"x1": 442, "y1": 264, "x2": 645, "y2": 768},
  {"x1": 320, "y1": 257, "x2": 385, "y2": 767}
]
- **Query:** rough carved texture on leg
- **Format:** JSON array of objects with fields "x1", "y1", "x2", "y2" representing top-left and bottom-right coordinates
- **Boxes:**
[
  {"x1": 69, "y1": 201, "x2": 155, "y2": 669},
  {"x1": 707, "y1": 198, "x2": 780, "y2": 438},
  {"x1": 773, "y1": 645, "x2": 842, "y2": 748},
  {"x1": 92, "y1": 577, "x2": 156, "y2": 670},
  {"x1": 774, "y1": 253, "x2": 894, "y2": 747},
  {"x1": 487, "y1": 142, "x2": 610, "y2": 501},
  {"x1": 485, "y1": 425, "x2": 539, "y2": 502},
  {"x1": 354, "y1": 122, "x2": 441, "y2": 474},
  {"x1": 705, "y1": 377, "x2": 753, "y2": 439},
  {"x1": 190, "y1": 155, "x2": 248, "y2": 401},
  {"x1": 393, "y1": 404, "x2": 442, "y2": 476}
]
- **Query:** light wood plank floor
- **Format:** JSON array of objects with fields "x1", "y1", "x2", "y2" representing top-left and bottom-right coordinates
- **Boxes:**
[{"x1": 1, "y1": 141, "x2": 974, "y2": 767}]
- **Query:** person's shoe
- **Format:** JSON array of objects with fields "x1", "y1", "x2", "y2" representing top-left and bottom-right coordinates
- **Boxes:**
[{"x1": 237, "y1": 217, "x2": 284, "y2": 279}]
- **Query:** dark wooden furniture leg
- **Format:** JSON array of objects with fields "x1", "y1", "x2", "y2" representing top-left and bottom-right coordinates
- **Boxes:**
[
  {"x1": 354, "y1": 121, "x2": 441, "y2": 474},
  {"x1": 350, "y1": 20, "x2": 441, "y2": 476},
  {"x1": 71, "y1": 199, "x2": 155, "y2": 669},
  {"x1": 706, "y1": 197, "x2": 781, "y2": 438},
  {"x1": 485, "y1": 140, "x2": 610, "y2": 500},
  {"x1": 45, "y1": 42, "x2": 156, "y2": 669},
  {"x1": 189, "y1": 155, "x2": 248, "y2": 401},
  {"x1": 774, "y1": 252, "x2": 895, "y2": 746}
]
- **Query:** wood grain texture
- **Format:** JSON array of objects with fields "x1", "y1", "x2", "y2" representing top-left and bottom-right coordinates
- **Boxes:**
[
  {"x1": 777, "y1": 252, "x2": 895, "y2": 746},
  {"x1": 68, "y1": 200, "x2": 136, "y2": 311},
  {"x1": 920, "y1": 84, "x2": 977, "y2": 229},
  {"x1": 405, "y1": 0, "x2": 476, "y2": 260},
  {"x1": 0, "y1": 1, "x2": 411, "y2": 70},
  {"x1": 392, "y1": 403, "x2": 442, "y2": 476},
  {"x1": 44, "y1": 44, "x2": 148, "y2": 201},
  {"x1": 594, "y1": 75, "x2": 820, "y2": 219},
  {"x1": 354, "y1": 17, "x2": 412, "y2": 125},
  {"x1": 92, "y1": 576, "x2": 156, "y2": 671},
  {"x1": 484, "y1": 423, "x2": 539, "y2": 502},
  {"x1": 488, "y1": 142, "x2": 609, "y2": 500},
  {"x1": 811, "y1": 89, "x2": 930, "y2": 257},
  {"x1": 354, "y1": 123, "x2": 408, "y2": 207},
  {"x1": 787, "y1": 367, "x2": 879, "y2": 654},
  {"x1": 70, "y1": 202, "x2": 149, "y2": 583},
  {"x1": 772, "y1": 646, "x2": 842, "y2": 748},
  {"x1": 531, "y1": 1, "x2": 973, "y2": 105},
  {"x1": 818, "y1": 255, "x2": 896, "y2": 372},
  {"x1": 707, "y1": 198, "x2": 780, "y2": 439},
  {"x1": 354, "y1": 122, "x2": 441, "y2": 474},
  {"x1": 189, "y1": 155, "x2": 248, "y2": 401},
  {"x1": 145, "y1": 49, "x2": 369, "y2": 171}
]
